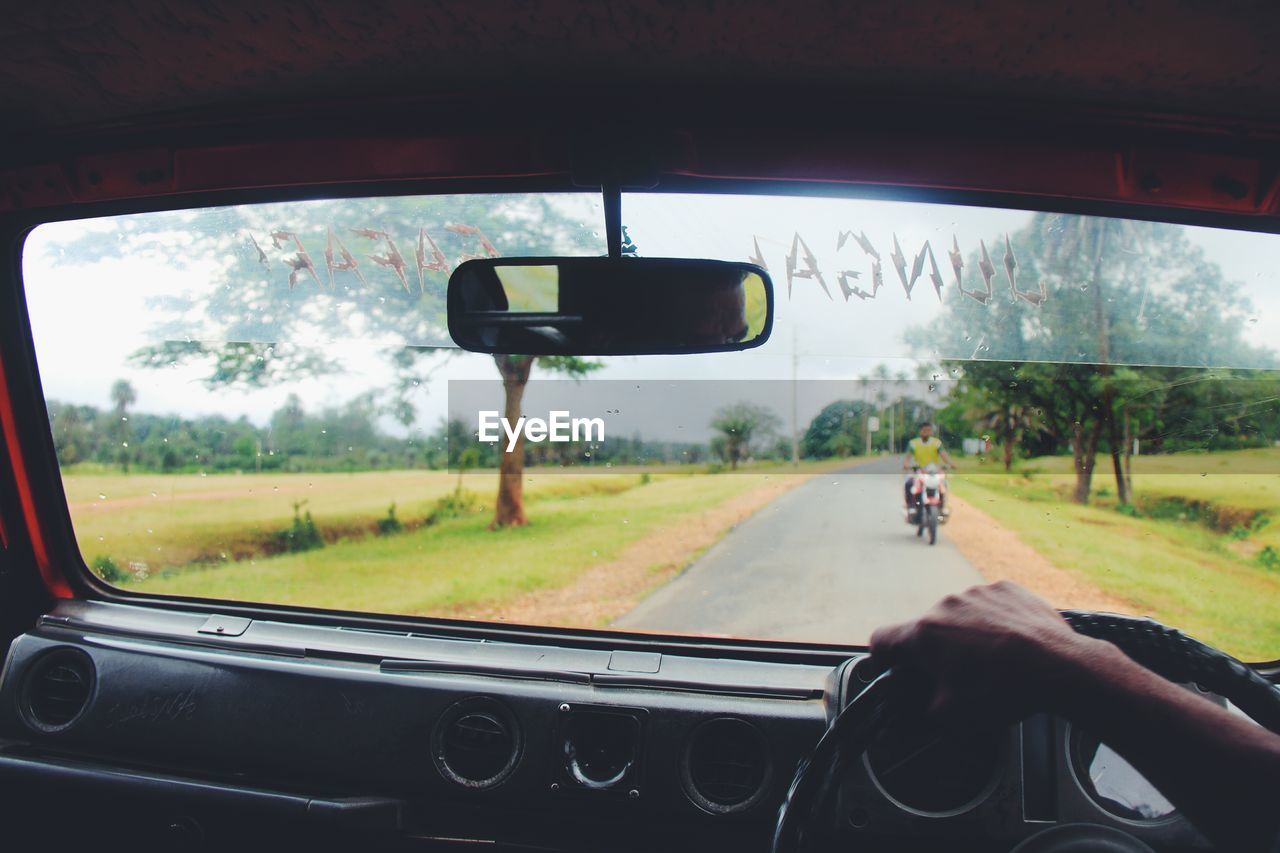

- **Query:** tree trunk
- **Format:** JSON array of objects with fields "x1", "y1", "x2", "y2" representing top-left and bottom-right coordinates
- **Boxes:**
[
  {"x1": 492, "y1": 355, "x2": 533, "y2": 528},
  {"x1": 1104, "y1": 386, "x2": 1129, "y2": 504},
  {"x1": 1003, "y1": 415, "x2": 1015, "y2": 472},
  {"x1": 1123, "y1": 407, "x2": 1134, "y2": 492},
  {"x1": 1071, "y1": 418, "x2": 1102, "y2": 504},
  {"x1": 1088, "y1": 221, "x2": 1129, "y2": 505}
]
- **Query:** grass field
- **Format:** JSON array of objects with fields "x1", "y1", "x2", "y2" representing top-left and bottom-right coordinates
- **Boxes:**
[
  {"x1": 952, "y1": 449, "x2": 1280, "y2": 660},
  {"x1": 66, "y1": 462, "x2": 830, "y2": 616},
  {"x1": 134, "y1": 472, "x2": 787, "y2": 614},
  {"x1": 68, "y1": 467, "x2": 652, "y2": 570}
]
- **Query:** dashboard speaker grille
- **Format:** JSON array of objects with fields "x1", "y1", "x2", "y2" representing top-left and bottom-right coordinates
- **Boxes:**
[
  {"x1": 23, "y1": 648, "x2": 94, "y2": 732},
  {"x1": 433, "y1": 697, "x2": 521, "y2": 789},
  {"x1": 683, "y1": 717, "x2": 771, "y2": 814}
]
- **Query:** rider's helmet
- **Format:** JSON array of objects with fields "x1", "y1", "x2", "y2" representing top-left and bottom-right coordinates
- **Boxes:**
[{"x1": 924, "y1": 463, "x2": 939, "y2": 475}]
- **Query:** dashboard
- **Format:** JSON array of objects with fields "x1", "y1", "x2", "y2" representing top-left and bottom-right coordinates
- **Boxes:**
[{"x1": 0, "y1": 601, "x2": 1215, "y2": 851}]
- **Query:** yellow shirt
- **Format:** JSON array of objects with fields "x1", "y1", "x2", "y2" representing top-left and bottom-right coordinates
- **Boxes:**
[{"x1": 907, "y1": 436, "x2": 943, "y2": 467}]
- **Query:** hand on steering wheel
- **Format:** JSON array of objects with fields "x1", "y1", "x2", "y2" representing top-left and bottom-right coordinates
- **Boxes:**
[{"x1": 771, "y1": 583, "x2": 1280, "y2": 853}]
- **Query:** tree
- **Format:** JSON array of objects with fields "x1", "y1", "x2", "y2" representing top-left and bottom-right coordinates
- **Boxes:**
[
  {"x1": 49, "y1": 194, "x2": 600, "y2": 526},
  {"x1": 803, "y1": 399, "x2": 873, "y2": 458},
  {"x1": 710, "y1": 402, "x2": 781, "y2": 470},
  {"x1": 50, "y1": 399, "x2": 86, "y2": 466},
  {"x1": 912, "y1": 213, "x2": 1269, "y2": 503},
  {"x1": 109, "y1": 379, "x2": 136, "y2": 471},
  {"x1": 966, "y1": 393, "x2": 1043, "y2": 471}
]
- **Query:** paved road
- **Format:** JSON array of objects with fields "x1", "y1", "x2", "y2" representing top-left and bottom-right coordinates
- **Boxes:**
[{"x1": 615, "y1": 457, "x2": 984, "y2": 644}]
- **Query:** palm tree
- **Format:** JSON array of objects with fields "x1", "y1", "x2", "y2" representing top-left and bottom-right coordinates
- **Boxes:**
[
  {"x1": 968, "y1": 400, "x2": 1043, "y2": 472},
  {"x1": 710, "y1": 402, "x2": 780, "y2": 470}
]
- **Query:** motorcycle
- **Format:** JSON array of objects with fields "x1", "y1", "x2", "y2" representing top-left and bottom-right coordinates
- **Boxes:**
[{"x1": 905, "y1": 464, "x2": 948, "y2": 545}]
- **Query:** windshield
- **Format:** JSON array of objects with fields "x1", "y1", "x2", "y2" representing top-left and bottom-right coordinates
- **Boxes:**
[{"x1": 21, "y1": 191, "x2": 1280, "y2": 660}]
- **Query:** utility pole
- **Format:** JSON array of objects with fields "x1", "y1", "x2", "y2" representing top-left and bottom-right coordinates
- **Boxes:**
[
  {"x1": 790, "y1": 327, "x2": 799, "y2": 468},
  {"x1": 889, "y1": 401, "x2": 895, "y2": 455}
]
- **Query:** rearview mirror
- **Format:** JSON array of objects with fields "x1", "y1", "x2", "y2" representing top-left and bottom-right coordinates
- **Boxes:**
[{"x1": 447, "y1": 257, "x2": 773, "y2": 355}]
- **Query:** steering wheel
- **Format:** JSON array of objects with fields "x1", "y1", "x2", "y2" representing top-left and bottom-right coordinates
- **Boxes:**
[{"x1": 772, "y1": 611, "x2": 1280, "y2": 853}]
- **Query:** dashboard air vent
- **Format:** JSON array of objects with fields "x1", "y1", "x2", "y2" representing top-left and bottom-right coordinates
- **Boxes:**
[
  {"x1": 683, "y1": 717, "x2": 772, "y2": 814},
  {"x1": 432, "y1": 697, "x2": 521, "y2": 789},
  {"x1": 22, "y1": 648, "x2": 94, "y2": 732}
]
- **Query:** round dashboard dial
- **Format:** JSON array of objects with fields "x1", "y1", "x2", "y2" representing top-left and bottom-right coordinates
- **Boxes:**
[
  {"x1": 1069, "y1": 728, "x2": 1176, "y2": 822},
  {"x1": 864, "y1": 723, "x2": 1005, "y2": 817}
]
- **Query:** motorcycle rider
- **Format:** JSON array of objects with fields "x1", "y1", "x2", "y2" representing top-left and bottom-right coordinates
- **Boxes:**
[{"x1": 902, "y1": 422, "x2": 954, "y2": 513}]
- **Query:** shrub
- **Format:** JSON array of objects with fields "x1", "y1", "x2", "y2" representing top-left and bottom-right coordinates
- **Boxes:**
[
  {"x1": 1114, "y1": 502, "x2": 1139, "y2": 518},
  {"x1": 91, "y1": 555, "x2": 128, "y2": 585},
  {"x1": 376, "y1": 502, "x2": 403, "y2": 535},
  {"x1": 639, "y1": 472, "x2": 652, "y2": 486},
  {"x1": 1258, "y1": 546, "x2": 1280, "y2": 572},
  {"x1": 425, "y1": 489, "x2": 481, "y2": 526},
  {"x1": 270, "y1": 500, "x2": 324, "y2": 553}
]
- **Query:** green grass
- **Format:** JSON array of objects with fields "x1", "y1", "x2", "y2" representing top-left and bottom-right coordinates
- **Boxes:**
[
  {"x1": 68, "y1": 468, "x2": 701, "y2": 569},
  {"x1": 67, "y1": 460, "x2": 838, "y2": 571},
  {"x1": 953, "y1": 448, "x2": 1280, "y2": 661},
  {"x1": 133, "y1": 472, "x2": 783, "y2": 615},
  {"x1": 69, "y1": 469, "x2": 472, "y2": 568}
]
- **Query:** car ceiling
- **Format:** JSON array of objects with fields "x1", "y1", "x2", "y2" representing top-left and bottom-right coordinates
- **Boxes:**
[
  {"x1": 3, "y1": 1, "x2": 1280, "y2": 138},
  {"x1": 3, "y1": 2, "x2": 1280, "y2": 222}
]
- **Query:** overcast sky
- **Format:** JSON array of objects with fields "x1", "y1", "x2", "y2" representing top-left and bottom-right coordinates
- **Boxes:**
[{"x1": 22, "y1": 191, "x2": 1280, "y2": 442}]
